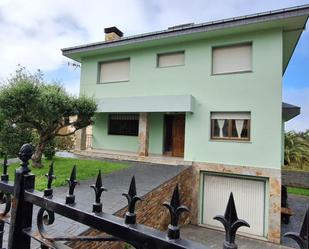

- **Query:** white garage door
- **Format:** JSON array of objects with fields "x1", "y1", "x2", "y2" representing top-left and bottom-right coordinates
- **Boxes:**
[{"x1": 202, "y1": 174, "x2": 266, "y2": 237}]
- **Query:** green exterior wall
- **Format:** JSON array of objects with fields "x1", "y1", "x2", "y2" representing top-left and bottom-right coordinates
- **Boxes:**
[
  {"x1": 92, "y1": 113, "x2": 139, "y2": 152},
  {"x1": 93, "y1": 113, "x2": 164, "y2": 154},
  {"x1": 81, "y1": 28, "x2": 283, "y2": 170}
]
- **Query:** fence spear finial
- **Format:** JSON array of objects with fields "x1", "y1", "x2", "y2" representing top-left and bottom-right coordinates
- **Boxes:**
[
  {"x1": 284, "y1": 207, "x2": 309, "y2": 249},
  {"x1": 44, "y1": 161, "x2": 56, "y2": 197},
  {"x1": 163, "y1": 184, "x2": 189, "y2": 240},
  {"x1": 90, "y1": 170, "x2": 107, "y2": 213},
  {"x1": 122, "y1": 176, "x2": 142, "y2": 224},
  {"x1": 214, "y1": 192, "x2": 250, "y2": 249},
  {"x1": 65, "y1": 165, "x2": 78, "y2": 205},
  {"x1": 1, "y1": 153, "x2": 9, "y2": 181}
]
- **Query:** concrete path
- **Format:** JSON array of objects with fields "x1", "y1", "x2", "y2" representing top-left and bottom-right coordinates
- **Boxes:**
[
  {"x1": 2, "y1": 160, "x2": 186, "y2": 248},
  {"x1": 182, "y1": 225, "x2": 291, "y2": 249}
]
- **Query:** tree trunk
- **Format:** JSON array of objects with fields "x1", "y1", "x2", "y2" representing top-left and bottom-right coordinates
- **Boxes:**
[{"x1": 31, "y1": 141, "x2": 46, "y2": 168}]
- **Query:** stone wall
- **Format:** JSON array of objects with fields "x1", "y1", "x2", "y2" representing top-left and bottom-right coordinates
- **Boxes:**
[
  {"x1": 192, "y1": 161, "x2": 282, "y2": 244},
  {"x1": 71, "y1": 166, "x2": 194, "y2": 249},
  {"x1": 282, "y1": 170, "x2": 309, "y2": 188}
]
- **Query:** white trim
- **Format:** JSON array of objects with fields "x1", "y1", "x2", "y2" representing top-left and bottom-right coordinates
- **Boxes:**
[{"x1": 211, "y1": 112, "x2": 250, "y2": 120}]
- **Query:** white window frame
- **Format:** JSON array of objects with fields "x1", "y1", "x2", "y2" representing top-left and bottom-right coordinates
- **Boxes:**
[
  {"x1": 212, "y1": 43, "x2": 252, "y2": 75},
  {"x1": 157, "y1": 51, "x2": 185, "y2": 68},
  {"x1": 98, "y1": 58, "x2": 130, "y2": 84}
]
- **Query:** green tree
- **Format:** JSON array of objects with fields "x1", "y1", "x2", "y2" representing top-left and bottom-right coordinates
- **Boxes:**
[
  {"x1": 298, "y1": 129, "x2": 309, "y2": 142},
  {"x1": 0, "y1": 121, "x2": 36, "y2": 157},
  {"x1": 284, "y1": 131, "x2": 309, "y2": 168},
  {"x1": 0, "y1": 67, "x2": 97, "y2": 167}
]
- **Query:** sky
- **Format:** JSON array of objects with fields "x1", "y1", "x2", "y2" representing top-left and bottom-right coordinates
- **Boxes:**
[{"x1": 0, "y1": 0, "x2": 308, "y2": 131}]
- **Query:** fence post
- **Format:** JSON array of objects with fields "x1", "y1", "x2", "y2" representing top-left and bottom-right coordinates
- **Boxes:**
[
  {"x1": 0, "y1": 220, "x2": 4, "y2": 249},
  {"x1": 8, "y1": 144, "x2": 35, "y2": 249}
]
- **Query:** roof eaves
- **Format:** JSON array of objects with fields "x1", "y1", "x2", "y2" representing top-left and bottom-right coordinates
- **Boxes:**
[
  {"x1": 62, "y1": 4, "x2": 309, "y2": 56},
  {"x1": 282, "y1": 102, "x2": 301, "y2": 121}
]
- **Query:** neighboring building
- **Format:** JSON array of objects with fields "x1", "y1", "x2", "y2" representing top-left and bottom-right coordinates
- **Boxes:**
[{"x1": 62, "y1": 5, "x2": 309, "y2": 243}]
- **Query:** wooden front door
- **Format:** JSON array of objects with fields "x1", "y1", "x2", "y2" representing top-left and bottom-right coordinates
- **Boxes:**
[{"x1": 172, "y1": 114, "x2": 185, "y2": 157}]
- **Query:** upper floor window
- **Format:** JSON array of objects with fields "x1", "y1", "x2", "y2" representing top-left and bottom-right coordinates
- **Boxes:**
[
  {"x1": 157, "y1": 51, "x2": 185, "y2": 68},
  {"x1": 108, "y1": 113, "x2": 139, "y2": 136},
  {"x1": 212, "y1": 43, "x2": 252, "y2": 75},
  {"x1": 99, "y1": 59, "x2": 130, "y2": 83},
  {"x1": 211, "y1": 112, "x2": 250, "y2": 141}
]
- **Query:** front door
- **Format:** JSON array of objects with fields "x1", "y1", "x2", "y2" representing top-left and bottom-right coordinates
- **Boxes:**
[{"x1": 172, "y1": 114, "x2": 185, "y2": 157}]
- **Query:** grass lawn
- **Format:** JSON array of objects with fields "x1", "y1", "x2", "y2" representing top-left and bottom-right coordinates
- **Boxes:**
[
  {"x1": 6, "y1": 157, "x2": 129, "y2": 191},
  {"x1": 287, "y1": 187, "x2": 309, "y2": 196}
]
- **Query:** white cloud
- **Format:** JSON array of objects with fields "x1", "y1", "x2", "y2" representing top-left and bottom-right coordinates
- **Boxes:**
[
  {"x1": 284, "y1": 87, "x2": 309, "y2": 132},
  {"x1": 0, "y1": 0, "x2": 308, "y2": 130},
  {"x1": 0, "y1": 0, "x2": 147, "y2": 80},
  {"x1": 0, "y1": 0, "x2": 308, "y2": 81}
]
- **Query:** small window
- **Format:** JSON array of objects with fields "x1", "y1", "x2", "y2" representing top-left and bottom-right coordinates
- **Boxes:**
[
  {"x1": 211, "y1": 112, "x2": 250, "y2": 141},
  {"x1": 108, "y1": 113, "x2": 139, "y2": 136},
  {"x1": 212, "y1": 43, "x2": 252, "y2": 75},
  {"x1": 157, "y1": 51, "x2": 185, "y2": 68},
  {"x1": 99, "y1": 59, "x2": 130, "y2": 83}
]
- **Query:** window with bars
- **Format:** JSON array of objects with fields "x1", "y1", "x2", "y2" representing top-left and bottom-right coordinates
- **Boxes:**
[
  {"x1": 108, "y1": 113, "x2": 139, "y2": 136},
  {"x1": 211, "y1": 112, "x2": 250, "y2": 141}
]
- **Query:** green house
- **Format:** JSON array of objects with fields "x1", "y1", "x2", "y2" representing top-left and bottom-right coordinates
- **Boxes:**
[{"x1": 62, "y1": 5, "x2": 309, "y2": 243}]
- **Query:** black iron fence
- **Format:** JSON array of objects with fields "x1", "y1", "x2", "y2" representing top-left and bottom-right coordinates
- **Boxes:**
[{"x1": 0, "y1": 144, "x2": 307, "y2": 249}]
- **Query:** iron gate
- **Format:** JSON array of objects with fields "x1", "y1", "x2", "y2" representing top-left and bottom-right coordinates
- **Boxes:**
[{"x1": 0, "y1": 144, "x2": 307, "y2": 249}]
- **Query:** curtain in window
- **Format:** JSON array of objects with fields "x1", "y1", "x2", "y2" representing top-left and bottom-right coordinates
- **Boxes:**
[
  {"x1": 217, "y1": 119, "x2": 225, "y2": 138},
  {"x1": 235, "y1": 120, "x2": 244, "y2": 138}
]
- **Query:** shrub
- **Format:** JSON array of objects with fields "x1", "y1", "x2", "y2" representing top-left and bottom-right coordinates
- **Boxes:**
[
  {"x1": 55, "y1": 135, "x2": 75, "y2": 151},
  {"x1": 284, "y1": 131, "x2": 309, "y2": 168},
  {"x1": 43, "y1": 141, "x2": 56, "y2": 160}
]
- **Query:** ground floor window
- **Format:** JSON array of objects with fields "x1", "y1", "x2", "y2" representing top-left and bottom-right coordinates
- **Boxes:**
[
  {"x1": 211, "y1": 112, "x2": 250, "y2": 141},
  {"x1": 108, "y1": 113, "x2": 139, "y2": 136}
]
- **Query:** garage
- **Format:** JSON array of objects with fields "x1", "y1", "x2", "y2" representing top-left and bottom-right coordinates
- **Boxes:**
[{"x1": 201, "y1": 173, "x2": 266, "y2": 237}]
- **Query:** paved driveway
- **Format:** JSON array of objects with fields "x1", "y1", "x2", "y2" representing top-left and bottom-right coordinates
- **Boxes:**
[
  {"x1": 182, "y1": 193, "x2": 309, "y2": 249},
  {"x1": 182, "y1": 225, "x2": 291, "y2": 249},
  {"x1": 3, "y1": 160, "x2": 186, "y2": 248},
  {"x1": 281, "y1": 194, "x2": 309, "y2": 248}
]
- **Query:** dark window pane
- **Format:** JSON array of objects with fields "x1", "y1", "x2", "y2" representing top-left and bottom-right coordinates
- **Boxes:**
[
  {"x1": 213, "y1": 119, "x2": 220, "y2": 137},
  {"x1": 108, "y1": 114, "x2": 139, "y2": 136},
  {"x1": 231, "y1": 120, "x2": 238, "y2": 138},
  {"x1": 241, "y1": 120, "x2": 249, "y2": 138},
  {"x1": 222, "y1": 120, "x2": 229, "y2": 137}
]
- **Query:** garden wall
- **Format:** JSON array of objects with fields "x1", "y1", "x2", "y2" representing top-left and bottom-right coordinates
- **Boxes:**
[
  {"x1": 282, "y1": 170, "x2": 309, "y2": 188},
  {"x1": 71, "y1": 166, "x2": 194, "y2": 249}
]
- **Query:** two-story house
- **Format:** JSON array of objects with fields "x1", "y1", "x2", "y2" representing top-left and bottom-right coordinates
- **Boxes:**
[{"x1": 62, "y1": 5, "x2": 309, "y2": 243}]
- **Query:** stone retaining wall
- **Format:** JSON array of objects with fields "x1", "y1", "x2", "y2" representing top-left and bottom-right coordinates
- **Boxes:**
[
  {"x1": 71, "y1": 166, "x2": 194, "y2": 249},
  {"x1": 282, "y1": 170, "x2": 309, "y2": 188}
]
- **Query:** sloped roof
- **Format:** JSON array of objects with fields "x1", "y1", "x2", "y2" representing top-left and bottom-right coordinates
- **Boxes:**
[
  {"x1": 282, "y1": 102, "x2": 300, "y2": 121},
  {"x1": 62, "y1": 4, "x2": 309, "y2": 62}
]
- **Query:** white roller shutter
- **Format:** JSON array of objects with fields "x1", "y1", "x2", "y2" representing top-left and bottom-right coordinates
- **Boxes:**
[
  {"x1": 157, "y1": 52, "x2": 185, "y2": 67},
  {"x1": 212, "y1": 43, "x2": 252, "y2": 74},
  {"x1": 202, "y1": 174, "x2": 265, "y2": 237},
  {"x1": 100, "y1": 59, "x2": 130, "y2": 83}
]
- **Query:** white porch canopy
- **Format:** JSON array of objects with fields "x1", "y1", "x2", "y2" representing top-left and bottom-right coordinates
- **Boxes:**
[{"x1": 96, "y1": 95, "x2": 195, "y2": 113}]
